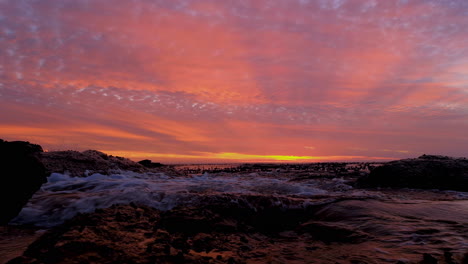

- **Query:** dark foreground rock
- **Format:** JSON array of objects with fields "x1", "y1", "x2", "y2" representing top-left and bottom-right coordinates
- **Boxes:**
[
  {"x1": 0, "y1": 140, "x2": 47, "y2": 224},
  {"x1": 357, "y1": 155, "x2": 468, "y2": 192},
  {"x1": 7, "y1": 198, "x2": 372, "y2": 264},
  {"x1": 8, "y1": 196, "x2": 468, "y2": 264}
]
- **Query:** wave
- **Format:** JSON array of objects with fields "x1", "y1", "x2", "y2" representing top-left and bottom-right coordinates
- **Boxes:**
[
  {"x1": 8, "y1": 171, "x2": 468, "y2": 263},
  {"x1": 12, "y1": 171, "x2": 378, "y2": 227}
]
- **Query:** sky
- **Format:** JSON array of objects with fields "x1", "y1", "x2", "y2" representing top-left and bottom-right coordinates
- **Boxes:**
[{"x1": 1, "y1": 0, "x2": 468, "y2": 163}]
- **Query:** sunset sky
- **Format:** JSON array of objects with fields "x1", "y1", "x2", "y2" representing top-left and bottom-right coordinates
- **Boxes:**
[{"x1": 1, "y1": 0, "x2": 468, "y2": 163}]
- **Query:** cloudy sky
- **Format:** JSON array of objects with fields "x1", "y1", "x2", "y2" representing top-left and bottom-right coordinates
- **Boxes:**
[{"x1": 1, "y1": 0, "x2": 467, "y2": 162}]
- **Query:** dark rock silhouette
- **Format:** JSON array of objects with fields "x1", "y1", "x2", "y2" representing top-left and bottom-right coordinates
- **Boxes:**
[
  {"x1": 420, "y1": 253, "x2": 438, "y2": 264},
  {"x1": 40, "y1": 150, "x2": 147, "y2": 177},
  {"x1": 138, "y1": 159, "x2": 164, "y2": 168},
  {"x1": 357, "y1": 154, "x2": 468, "y2": 191},
  {"x1": 0, "y1": 139, "x2": 47, "y2": 224}
]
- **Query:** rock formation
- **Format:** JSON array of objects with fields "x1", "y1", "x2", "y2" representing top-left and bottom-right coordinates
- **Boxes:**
[
  {"x1": 0, "y1": 140, "x2": 47, "y2": 224},
  {"x1": 138, "y1": 159, "x2": 165, "y2": 168},
  {"x1": 40, "y1": 150, "x2": 181, "y2": 177},
  {"x1": 357, "y1": 154, "x2": 468, "y2": 191},
  {"x1": 40, "y1": 150, "x2": 147, "y2": 177}
]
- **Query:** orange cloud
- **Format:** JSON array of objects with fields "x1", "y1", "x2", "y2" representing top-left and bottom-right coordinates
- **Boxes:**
[{"x1": 1, "y1": 0, "x2": 468, "y2": 162}]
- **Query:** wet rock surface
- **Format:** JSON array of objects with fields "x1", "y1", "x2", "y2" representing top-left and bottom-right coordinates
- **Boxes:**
[
  {"x1": 7, "y1": 196, "x2": 468, "y2": 264},
  {"x1": 0, "y1": 140, "x2": 47, "y2": 224},
  {"x1": 0, "y1": 226, "x2": 43, "y2": 264},
  {"x1": 357, "y1": 155, "x2": 468, "y2": 191},
  {"x1": 6, "y1": 202, "x2": 343, "y2": 264}
]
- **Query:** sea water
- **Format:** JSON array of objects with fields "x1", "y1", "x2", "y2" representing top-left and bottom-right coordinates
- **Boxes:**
[{"x1": 10, "y1": 171, "x2": 468, "y2": 262}]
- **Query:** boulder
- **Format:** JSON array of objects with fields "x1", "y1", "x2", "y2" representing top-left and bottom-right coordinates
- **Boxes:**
[
  {"x1": 357, "y1": 155, "x2": 468, "y2": 191},
  {"x1": 138, "y1": 159, "x2": 164, "y2": 168},
  {"x1": 0, "y1": 139, "x2": 47, "y2": 224}
]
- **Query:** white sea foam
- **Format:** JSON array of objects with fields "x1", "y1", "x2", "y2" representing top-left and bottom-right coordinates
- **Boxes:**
[
  {"x1": 11, "y1": 171, "x2": 467, "y2": 228},
  {"x1": 10, "y1": 172, "x2": 332, "y2": 226}
]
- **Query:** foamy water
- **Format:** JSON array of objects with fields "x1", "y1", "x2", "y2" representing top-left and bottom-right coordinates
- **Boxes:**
[
  {"x1": 12, "y1": 171, "x2": 374, "y2": 227},
  {"x1": 9, "y1": 171, "x2": 468, "y2": 262},
  {"x1": 12, "y1": 171, "x2": 467, "y2": 226}
]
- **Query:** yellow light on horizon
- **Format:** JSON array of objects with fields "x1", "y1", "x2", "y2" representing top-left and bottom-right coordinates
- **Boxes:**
[
  {"x1": 101, "y1": 150, "x2": 395, "y2": 163},
  {"x1": 213, "y1": 152, "x2": 318, "y2": 161}
]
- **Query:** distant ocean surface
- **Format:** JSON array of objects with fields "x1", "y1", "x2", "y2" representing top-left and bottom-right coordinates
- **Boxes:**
[
  {"x1": 10, "y1": 170, "x2": 468, "y2": 263},
  {"x1": 172, "y1": 164, "x2": 241, "y2": 170}
]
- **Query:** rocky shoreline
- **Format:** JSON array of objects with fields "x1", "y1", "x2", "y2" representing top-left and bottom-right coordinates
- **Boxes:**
[
  {"x1": 6, "y1": 198, "x2": 468, "y2": 264},
  {"x1": 1, "y1": 139, "x2": 468, "y2": 264},
  {"x1": 0, "y1": 139, "x2": 181, "y2": 226},
  {"x1": 40, "y1": 149, "x2": 182, "y2": 178}
]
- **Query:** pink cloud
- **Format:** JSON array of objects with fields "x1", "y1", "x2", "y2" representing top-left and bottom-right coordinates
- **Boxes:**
[{"x1": 1, "y1": 0, "x2": 467, "y2": 162}]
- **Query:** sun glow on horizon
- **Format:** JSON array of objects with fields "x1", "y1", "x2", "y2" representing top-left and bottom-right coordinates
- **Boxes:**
[{"x1": 101, "y1": 150, "x2": 396, "y2": 163}]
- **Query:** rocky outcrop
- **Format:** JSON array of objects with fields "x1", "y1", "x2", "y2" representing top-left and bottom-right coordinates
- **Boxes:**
[
  {"x1": 0, "y1": 140, "x2": 47, "y2": 224},
  {"x1": 40, "y1": 150, "x2": 182, "y2": 177},
  {"x1": 138, "y1": 159, "x2": 164, "y2": 168},
  {"x1": 357, "y1": 155, "x2": 468, "y2": 191},
  {"x1": 40, "y1": 150, "x2": 147, "y2": 177}
]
